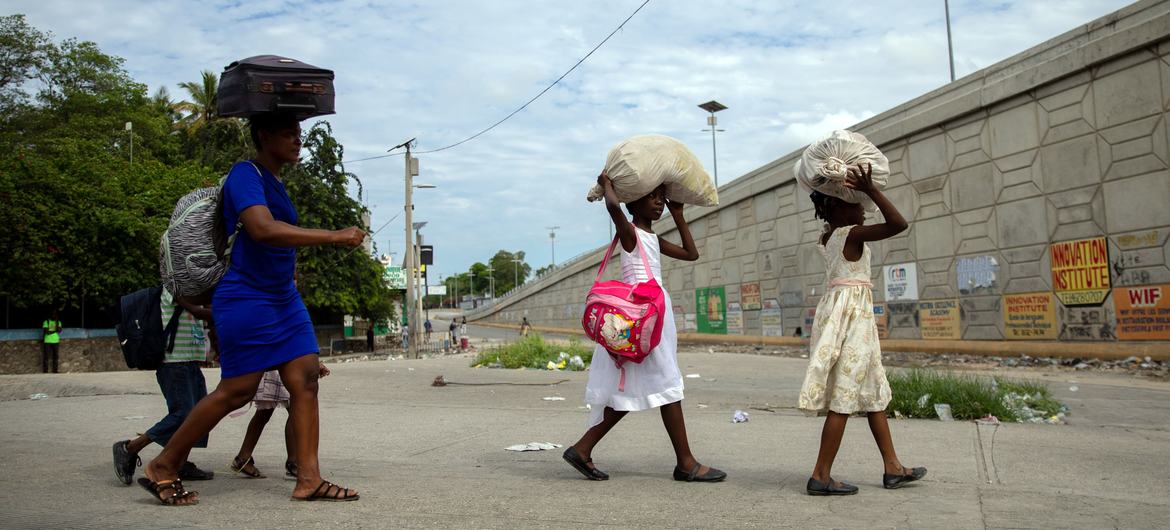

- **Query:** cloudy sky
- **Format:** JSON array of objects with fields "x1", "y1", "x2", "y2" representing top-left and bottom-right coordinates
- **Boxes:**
[{"x1": 12, "y1": 0, "x2": 1133, "y2": 285}]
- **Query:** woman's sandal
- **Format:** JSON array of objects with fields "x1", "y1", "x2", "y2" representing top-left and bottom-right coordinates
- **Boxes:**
[
  {"x1": 230, "y1": 456, "x2": 264, "y2": 478},
  {"x1": 291, "y1": 480, "x2": 359, "y2": 502},
  {"x1": 882, "y1": 466, "x2": 927, "y2": 489},
  {"x1": 285, "y1": 460, "x2": 298, "y2": 479},
  {"x1": 137, "y1": 477, "x2": 198, "y2": 506}
]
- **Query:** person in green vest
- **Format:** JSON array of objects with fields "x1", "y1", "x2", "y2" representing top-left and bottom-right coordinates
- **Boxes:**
[{"x1": 42, "y1": 310, "x2": 62, "y2": 373}]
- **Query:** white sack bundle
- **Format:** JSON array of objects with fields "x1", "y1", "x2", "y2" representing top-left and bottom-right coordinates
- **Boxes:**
[
  {"x1": 794, "y1": 130, "x2": 889, "y2": 210},
  {"x1": 587, "y1": 134, "x2": 719, "y2": 206}
]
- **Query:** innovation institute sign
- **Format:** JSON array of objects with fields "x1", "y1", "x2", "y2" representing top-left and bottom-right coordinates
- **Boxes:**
[{"x1": 1050, "y1": 237, "x2": 1110, "y2": 306}]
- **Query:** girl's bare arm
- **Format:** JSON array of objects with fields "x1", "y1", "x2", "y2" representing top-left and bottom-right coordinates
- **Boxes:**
[
  {"x1": 659, "y1": 199, "x2": 700, "y2": 261},
  {"x1": 845, "y1": 163, "x2": 908, "y2": 247},
  {"x1": 598, "y1": 173, "x2": 637, "y2": 252}
]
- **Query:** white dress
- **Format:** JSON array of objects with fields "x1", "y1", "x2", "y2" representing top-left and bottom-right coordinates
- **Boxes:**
[
  {"x1": 584, "y1": 227, "x2": 684, "y2": 428},
  {"x1": 797, "y1": 225, "x2": 891, "y2": 415}
]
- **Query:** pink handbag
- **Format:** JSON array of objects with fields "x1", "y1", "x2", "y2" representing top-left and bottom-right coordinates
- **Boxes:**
[{"x1": 582, "y1": 236, "x2": 666, "y2": 391}]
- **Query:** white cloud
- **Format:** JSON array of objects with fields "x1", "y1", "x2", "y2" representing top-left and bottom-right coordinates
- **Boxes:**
[{"x1": 9, "y1": 0, "x2": 1134, "y2": 280}]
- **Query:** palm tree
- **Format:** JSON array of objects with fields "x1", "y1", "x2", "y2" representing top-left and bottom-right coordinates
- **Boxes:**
[{"x1": 175, "y1": 70, "x2": 218, "y2": 132}]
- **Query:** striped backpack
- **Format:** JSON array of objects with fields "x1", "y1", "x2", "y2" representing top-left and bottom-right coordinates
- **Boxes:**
[{"x1": 158, "y1": 162, "x2": 255, "y2": 297}]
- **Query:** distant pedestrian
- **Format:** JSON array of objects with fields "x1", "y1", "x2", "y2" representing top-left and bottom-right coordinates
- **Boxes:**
[
  {"x1": 42, "y1": 310, "x2": 62, "y2": 373},
  {"x1": 564, "y1": 173, "x2": 724, "y2": 483},
  {"x1": 401, "y1": 319, "x2": 409, "y2": 349},
  {"x1": 797, "y1": 163, "x2": 925, "y2": 496},
  {"x1": 460, "y1": 317, "x2": 468, "y2": 339},
  {"x1": 366, "y1": 326, "x2": 375, "y2": 353},
  {"x1": 449, "y1": 320, "x2": 457, "y2": 344},
  {"x1": 520, "y1": 317, "x2": 532, "y2": 337},
  {"x1": 112, "y1": 291, "x2": 216, "y2": 486},
  {"x1": 424, "y1": 318, "x2": 433, "y2": 342}
]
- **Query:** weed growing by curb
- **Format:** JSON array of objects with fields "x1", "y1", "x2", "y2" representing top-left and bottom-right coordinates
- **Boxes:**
[
  {"x1": 472, "y1": 333, "x2": 594, "y2": 370},
  {"x1": 887, "y1": 369, "x2": 1067, "y2": 423}
]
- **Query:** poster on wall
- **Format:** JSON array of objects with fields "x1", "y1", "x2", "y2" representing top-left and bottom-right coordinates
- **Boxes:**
[
  {"x1": 1050, "y1": 237, "x2": 1111, "y2": 306},
  {"x1": 726, "y1": 302, "x2": 744, "y2": 335},
  {"x1": 918, "y1": 299, "x2": 961, "y2": 340},
  {"x1": 884, "y1": 262, "x2": 919, "y2": 301},
  {"x1": 695, "y1": 287, "x2": 727, "y2": 334},
  {"x1": 1058, "y1": 304, "x2": 1117, "y2": 341},
  {"x1": 1003, "y1": 292, "x2": 1058, "y2": 340},
  {"x1": 740, "y1": 283, "x2": 762, "y2": 311},
  {"x1": 1113, "y1": 285, "x2": 1170, "y2": 340},
  {"x1": 684, "y1": 313, "x2": 697, "y2": 332},
  {"x1": 761, "y1": 298, "x2": 784, "y2": 336},
  {"x1": 873, "y1": 303, "x2": 889, "y2": 339},
  {"x1": 957, "y1": 255, "x2": 999, "y2": 294}
]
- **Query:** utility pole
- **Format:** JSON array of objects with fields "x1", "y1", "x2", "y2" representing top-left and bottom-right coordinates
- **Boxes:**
[
  {"x1": 945, "y1": 0, "x2": 956, "y2": 82},
  {"x1": 125, "y1": 122, "x2": 133, "y2": 164},
  {"x1": 511, "y1": 257, "x2": 523, "y2": 292},
  {"x1": 485, "y1": 266, "x2": 495, "y2": 300},
  {"x1": 400, "y1": 138, "x2": 418, "y2": 358},
  {"x1": 546, "y1": 226, "x2": 560, "y2": 268}
]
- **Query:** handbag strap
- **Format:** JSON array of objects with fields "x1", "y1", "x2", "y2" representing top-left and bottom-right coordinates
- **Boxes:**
[{"x1": 594, "y1": 231, "x2": 655, "y2": 283}]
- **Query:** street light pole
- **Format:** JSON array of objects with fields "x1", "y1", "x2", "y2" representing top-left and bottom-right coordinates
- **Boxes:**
[
  {"x1": 484, "y1": 266, "x2": 495, "y2": 299},
  {"x1": 546, "y1": 226, "x2": 560, "y2": 268},
  {"x1": 402, "y1": 141, "x2": 417, "y2": 358},
  {"x1": 511, "y1": 257, "x2": 522, "y2": 291},
  {"x1": 698, "y1": 100, "x2": 727, "y2": 188},
  {"x1": 944, "y1": 0, "x2": 956, "y2": 82}
]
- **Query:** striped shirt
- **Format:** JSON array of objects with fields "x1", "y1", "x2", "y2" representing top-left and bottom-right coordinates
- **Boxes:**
[{"x1": 160, "y1": 291, "x2": 210, "y2": 363}]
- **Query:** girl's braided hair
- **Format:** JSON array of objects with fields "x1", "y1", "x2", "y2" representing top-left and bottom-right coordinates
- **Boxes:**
[{"x1": 809, "y1": 190, "x2": 836, "y2": 235}]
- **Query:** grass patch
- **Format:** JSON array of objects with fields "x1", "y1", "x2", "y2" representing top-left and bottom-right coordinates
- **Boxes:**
[
  {"x1": 887, "y1": 369, "x2": 1067, "y2": 423},
  {"x1": 471, "y1": 333, "x2": 594, "y2": 371}
]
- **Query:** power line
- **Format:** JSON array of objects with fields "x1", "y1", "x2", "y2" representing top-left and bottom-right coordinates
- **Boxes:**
[{"x1": 347, "y1": 0, "x2": 653, "y2": 163}]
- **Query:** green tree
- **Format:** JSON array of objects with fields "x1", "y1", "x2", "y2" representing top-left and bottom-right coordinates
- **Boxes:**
[
  {"x1": 286, "y1": 121, "x2": 397, "y2": 325},
  {"x1": 487, "y1": 250, "x2": 530, "y2": 294}
]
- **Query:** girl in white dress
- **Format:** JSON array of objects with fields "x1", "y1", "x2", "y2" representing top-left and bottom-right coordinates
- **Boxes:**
[
  {"x1": 797, "y1": 163, "x2": 926, "y2": 495},
  {"x1": 563, "y1": 173, "x2": 725, "y2": 483}
]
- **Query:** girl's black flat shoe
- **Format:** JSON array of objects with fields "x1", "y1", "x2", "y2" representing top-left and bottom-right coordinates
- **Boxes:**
[
  {"x1": 563, "y1": 446, "x2": 609, "y2": 481},
  {"x1": 673, "y1": 463, "x2": 727, "y2": 482},
  {"x1": 806, "y1": 477, "x2": 859, "y2": 496},
  {"x1": 882, "y1": 466, "x2": 927, "y2": 489}
]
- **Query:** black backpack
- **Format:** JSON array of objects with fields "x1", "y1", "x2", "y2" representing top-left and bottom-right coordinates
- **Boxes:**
[{"x1": 115, "y1": 286, "x2": 183, "y2": 370}]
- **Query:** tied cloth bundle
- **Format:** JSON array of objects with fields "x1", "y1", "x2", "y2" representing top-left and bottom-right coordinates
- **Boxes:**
[{"x1": 794, "y1": 130, "x2": 890, "y2": 211}]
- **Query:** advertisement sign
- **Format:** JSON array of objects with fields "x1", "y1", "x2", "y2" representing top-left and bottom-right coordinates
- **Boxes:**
[
  {"x1": 761, "y1": 298, "x2": 784, "y2": 336},
  {"x1": 957, "y1": 255, "x2": 999, "y2": 294},
  {"x1": 695, "y1": 287, "x2": 727, "y2": 334},
  {"x1": 427, "y1": 285, "x2": 447, "y2": 296},
  {"x1": 1050, "y1": 237, "x2": 1110, "y2": 305},
  {"x1": 1113, "y1": 285, "x2": 1170, "y2": 340},
  {"x1": 918, "y1": 299, "x2": 961, "y2": 340},
  {"x1": 884, "y1": 262, "x2": 919, "y2": 301},
  {"x1": 383, "y1": 266, "x2": 407, "y2": 290},
  {"x1": 873, "y1": 303, "x2": 889, "y2": 339},
  {"x1": 1003, "y1": 292, "x2": 1058, "y2": 340},
  {"x1": 740, "y1": 283, "x2": 762, "y2": 311},
  {"x1": 726, "y1": 302, "x2": 744, "y2": 335}
]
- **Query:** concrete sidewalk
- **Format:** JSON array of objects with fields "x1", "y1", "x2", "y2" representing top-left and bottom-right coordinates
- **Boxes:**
[{"x1": 1, "y1": 350, "x2": 1168, "y2": 529}]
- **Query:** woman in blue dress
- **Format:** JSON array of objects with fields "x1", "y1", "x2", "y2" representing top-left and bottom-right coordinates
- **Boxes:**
[{"x1": 140, "y1": 112, "x2": 365, "y2": 505}]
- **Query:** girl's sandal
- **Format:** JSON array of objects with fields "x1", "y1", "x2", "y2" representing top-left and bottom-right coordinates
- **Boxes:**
[
  {"x1": 137, "y1": 477, "x2": 198, "y2": 506},
  {"x1": 291, "y1": 480, "x2": 359, "y2": 502},
  {"x1": 285, "y1": 460, "x2": 298, "y2": 479},
  {"x1": 230, "y1": 456, "x2": 264, "y2": 478}
]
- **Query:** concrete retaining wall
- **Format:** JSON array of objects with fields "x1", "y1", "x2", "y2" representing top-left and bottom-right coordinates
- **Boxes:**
[{"x1": 469, "y1": 0, "x2": 1170, "y2": 353}]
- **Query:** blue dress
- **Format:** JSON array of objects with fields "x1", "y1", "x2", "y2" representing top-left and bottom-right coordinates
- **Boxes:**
[{"x1": 213, "y1": 161, "x2": 318, "y2": 378}]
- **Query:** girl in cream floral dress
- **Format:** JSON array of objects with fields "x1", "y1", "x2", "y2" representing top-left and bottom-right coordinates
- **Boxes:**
[{"x1": 797, "y1": 162, "x2": 928, "y2": 496}]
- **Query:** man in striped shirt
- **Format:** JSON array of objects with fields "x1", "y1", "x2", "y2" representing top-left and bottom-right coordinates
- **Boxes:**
[{"x1": 112, "y1": 290, "x2": 216, "y2": 485}]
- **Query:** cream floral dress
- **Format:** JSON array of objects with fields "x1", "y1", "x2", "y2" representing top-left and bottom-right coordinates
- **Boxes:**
[{"x1": 798, "y1": 225, "x2": 891, "y2": 415}]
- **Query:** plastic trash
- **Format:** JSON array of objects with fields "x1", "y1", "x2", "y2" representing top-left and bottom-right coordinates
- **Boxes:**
[
  {"x1": 917, "y1": 394, "x2": 931, "y2": 408},
  {"x1": 1069, "y1": 385, "x2": 1079, "y2": 392},
  {"x1": 542, "y1": 396, "x2": 566, "y2": 401},
  {"x1": 732, "y1": 410, "x2": 750, "y2": 423},
  {"x1": 976, "y1": 414, "x2": 1000, "y2": 425},
  {"x1": 933, "y1": 404, "x2": 954, "y2": 421},
  {"x1": 28, "y1": 393, "x2": 48, "y2": 400},
  {"x1": 505, "y1": 442, "x2": 563, "y2": 452},
  {"x1": 546, "y1": 360, "x2": 559, "y2": 370},
  {"x1": 122, "y1": 415, "x2": 147, "y2": 420},
  {"x1": 685, "y1": 374, "x2": 702, "y2": 379},
  {"x1": 568, "y1": 355, "x2": 586, "y2": 370},
  {"x1": 697, "y1": 404, "x2": 709, "y2": 409}
]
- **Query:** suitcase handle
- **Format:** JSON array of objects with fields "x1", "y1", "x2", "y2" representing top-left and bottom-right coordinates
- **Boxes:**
[{"x1": 259, "y1": 81, "x2": 326, "y2": 95}]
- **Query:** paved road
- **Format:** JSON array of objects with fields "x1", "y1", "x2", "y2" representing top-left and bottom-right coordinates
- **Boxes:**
[{"x1": 1, "y1": 350, "x2": 1168, "y2": 529}]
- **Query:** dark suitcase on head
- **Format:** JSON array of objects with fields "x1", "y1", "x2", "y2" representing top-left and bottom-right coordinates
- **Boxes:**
[{"x1": 217, "y1": 55, "x2": 334, "y2": 119}]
